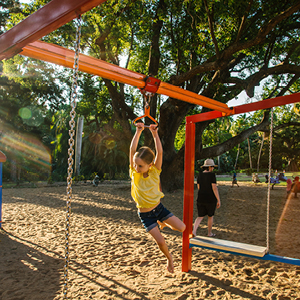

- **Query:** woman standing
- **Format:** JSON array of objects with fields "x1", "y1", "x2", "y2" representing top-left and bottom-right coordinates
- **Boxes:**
[{"x1": 192, "y1": 159, "x2": 221, "y2": 237}]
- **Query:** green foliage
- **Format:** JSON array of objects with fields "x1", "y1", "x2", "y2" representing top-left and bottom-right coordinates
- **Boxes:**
[
  {"x1": 0, "y1": 0, "x2": 22, "y2": 34},
  {"x1": 1, "y1": 0, "x2": 300, "y2": 186},
  {"x1": 73, "y1": 175, "x2": 85, "y2": 182}
]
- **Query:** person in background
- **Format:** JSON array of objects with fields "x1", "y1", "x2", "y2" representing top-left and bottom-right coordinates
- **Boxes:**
[
  {"x1": 192, "y1": 159, "x2": 221, "y2": 238},
  {"x1": 93, "y1": 175, "x2": 100, "y2": 186},
  {"x1": 252, "y1": 173, "x2": 261, "y2": 183},
  {"x1": 292, "y1": 176, "x2": 300, "y2": 198},
  {"x1": 231, "y1": 171, "x2": 239, "y2": 187}
]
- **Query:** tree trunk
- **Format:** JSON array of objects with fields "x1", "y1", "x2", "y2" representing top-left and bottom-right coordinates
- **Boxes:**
[
  {"x1": 160, "y1": 147, "x2": 185, "y2": 191},
  {"x1": 257, "y1": 134, "x2": 265, "y2": 173},
  {"x1": 234, "y1": 144, "x2": 240, "y2": 170},
  {"x1": 247, "y1": 138, "x2": 252, "y2": 169},
  {"x1": 286, "y1": 159, "x2": 299, "y2": 172}
]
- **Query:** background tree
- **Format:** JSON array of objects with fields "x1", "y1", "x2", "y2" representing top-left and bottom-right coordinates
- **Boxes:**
[
  {"x1": 0, "y1": 6, "x2": 65, "y2": 182},
  {"x1": 1, "y1": 0, "x2": 300, "y2": 188},
  {"x1": 0, "y1": 0, "x2": 21, "y2": 35},
  {"x1": 272, "y1": 105, "x2": 300, "y2": 171},
  {"x1": 80, "y1": 0, "x2": 300, "y2": 190}
]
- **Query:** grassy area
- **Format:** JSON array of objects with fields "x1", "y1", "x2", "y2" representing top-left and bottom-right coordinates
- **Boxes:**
[{"x1": 216, "y1": 172, "x2": 300, "y2": 185}]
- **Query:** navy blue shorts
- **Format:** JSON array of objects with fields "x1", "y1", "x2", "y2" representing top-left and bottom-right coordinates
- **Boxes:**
[{"x1": 138, "y1": 202, "x2": 174, "y2": 232}]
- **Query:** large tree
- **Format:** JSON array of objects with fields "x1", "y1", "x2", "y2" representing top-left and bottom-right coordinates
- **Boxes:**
[
  {"x1": 3, "y1": 0, "x2": 300, "y2": 189},
  {"x1": 79, "y1": 0, "x2": 300, "y2": 190}
]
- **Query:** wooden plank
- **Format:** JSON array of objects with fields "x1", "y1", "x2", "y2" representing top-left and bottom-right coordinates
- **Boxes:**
[{"x1": 190, "y1": 236, "x2": 268, "y2": 257}]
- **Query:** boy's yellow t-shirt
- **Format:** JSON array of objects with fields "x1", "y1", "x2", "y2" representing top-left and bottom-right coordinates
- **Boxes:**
[{"x1": 129, "y1": 165, "x2": 164, "y2": 209}]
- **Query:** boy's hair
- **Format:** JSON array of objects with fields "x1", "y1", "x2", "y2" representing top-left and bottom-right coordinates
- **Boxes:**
[
  {"x1": 134, "y1": 146, "x2": 155, "y2": 164},
  {"x1": 202, "y1": 166, "x2": 210, "y2": 171}
]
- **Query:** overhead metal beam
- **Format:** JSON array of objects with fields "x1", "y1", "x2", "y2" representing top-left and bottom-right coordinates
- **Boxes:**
[
  {"x1": 0, "y1": 0, "x2": 107, "y2": 61},
  {"x1": 21, "y1": 40, "x2": 146, "y2": 87},
  {"x1": 20, "y1": 40, "x2": 234, "y2": 114},
  {"x1": 186, "y1": 93, "x2": 300, "y2": 124}
]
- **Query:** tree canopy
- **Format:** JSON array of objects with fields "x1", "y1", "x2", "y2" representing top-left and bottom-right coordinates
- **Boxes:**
[{"x1": 1, "y1": 0, "x2": 300, "y2": 189}]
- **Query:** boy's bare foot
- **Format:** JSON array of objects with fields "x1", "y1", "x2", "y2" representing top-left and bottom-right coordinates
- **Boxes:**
[{"x1": 167, "y1": 256, "x2": 174, "y2": 273}]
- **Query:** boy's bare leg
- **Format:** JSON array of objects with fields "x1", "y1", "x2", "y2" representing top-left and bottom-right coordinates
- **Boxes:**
[
  {"x1": 149, "y1": 226, "x2": 174, "y2": 273},
  {"x1": 161, "y1": 216, "x2": 186, "y2": 233}
]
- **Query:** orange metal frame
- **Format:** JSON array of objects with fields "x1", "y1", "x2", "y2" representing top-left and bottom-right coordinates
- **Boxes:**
[
  {"x1": 20, "y1": 40, "x2": 234, "y2": 114},
  {"x1": 181, "y1": 93, "x2": 300, "y2": 272}
]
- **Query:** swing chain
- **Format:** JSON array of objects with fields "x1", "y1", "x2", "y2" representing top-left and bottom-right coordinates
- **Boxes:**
[
  {"x1": 266, "y1": 108, "x2": 273, "y2": 252},
  {"x1": 63, "y1": 15, "x2": 82, "y2": 300}
]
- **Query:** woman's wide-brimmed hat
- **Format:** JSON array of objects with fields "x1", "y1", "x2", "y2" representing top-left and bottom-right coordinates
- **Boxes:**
[{"x1": 201, "y1": 159, "x2": 217, "y2": 168}]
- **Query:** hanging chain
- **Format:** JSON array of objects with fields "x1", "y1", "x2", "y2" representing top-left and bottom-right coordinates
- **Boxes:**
[
  {"x1": 266, "y1": 108, "x2": 273, "y2": 252},
  {"x1": 63, "y1": 15, "x2": 82, "y2": 300}
]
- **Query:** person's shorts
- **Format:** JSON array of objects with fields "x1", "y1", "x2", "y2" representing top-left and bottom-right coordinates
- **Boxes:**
[
  {"x1": 138, "y1": 202, "x2": 174, "y2": 232},
  {"x1": 197, "y1": 202, "x2": 216, "y2": 217}
]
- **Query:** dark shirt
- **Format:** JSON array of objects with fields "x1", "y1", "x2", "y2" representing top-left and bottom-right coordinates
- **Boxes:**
[{"x1": 197, "y1": 171, "x2": 217, "y2": 204}]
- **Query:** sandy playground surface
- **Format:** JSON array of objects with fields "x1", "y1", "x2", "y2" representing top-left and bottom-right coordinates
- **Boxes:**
[{"x1": 0, "y1": 181, "x2": 300, "y2": 299}]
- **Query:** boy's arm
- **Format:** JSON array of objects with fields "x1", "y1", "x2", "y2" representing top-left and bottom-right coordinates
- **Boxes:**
[
  {"x1": 129, "y1": 123, "x2": 144, "y2": 167},
  {"x1": 149, "y1": 125, "x2": 163, "y2": 170}
]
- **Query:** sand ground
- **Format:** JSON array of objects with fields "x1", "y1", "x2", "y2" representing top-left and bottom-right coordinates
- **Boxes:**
[{"x1": 0, "y1": 181, "x2": 300, "y2": 299}]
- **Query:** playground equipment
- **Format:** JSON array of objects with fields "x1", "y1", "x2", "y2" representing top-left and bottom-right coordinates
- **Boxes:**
[
  {"x1": 63, "y1": 15, "x2": 82, "y2": 297},
  {"x1": 0, "y1": 1, "x2": 299, "y2": 295},
  {"x1": 182, "y1": 99, "x2": 300, "y2": 272},
  {"x1": 132, "y1": 76, "x2": 160, "y2": 127}
]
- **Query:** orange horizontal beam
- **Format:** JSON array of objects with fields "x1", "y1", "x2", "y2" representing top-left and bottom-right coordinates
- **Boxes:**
[
  {"x1": 0, "y1": 0, "x2": 108, "y2": 61},
  {"x1": 158, "y1": 82, "x2": 233, "y2": 114},
  {"x1": 20, "y1": 40, "x2": 234, "y2": 114},
  {"x1": 21, "y1": 41, "x2": 146, "y2": 88}
]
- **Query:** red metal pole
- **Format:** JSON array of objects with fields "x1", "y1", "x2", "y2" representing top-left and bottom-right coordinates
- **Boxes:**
[
  {"x1": 187, "y1": 93, "x2": 300, "y2": 123},
  {"x1": 182, "y1": 120, "x2": 195, "y2": 272},
  {"x1": 186, "y1": 110, "x2": 223, "y2": 124},
  {"x1": 234, "y1": 93, "x2": 300, "y2": 114}
]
